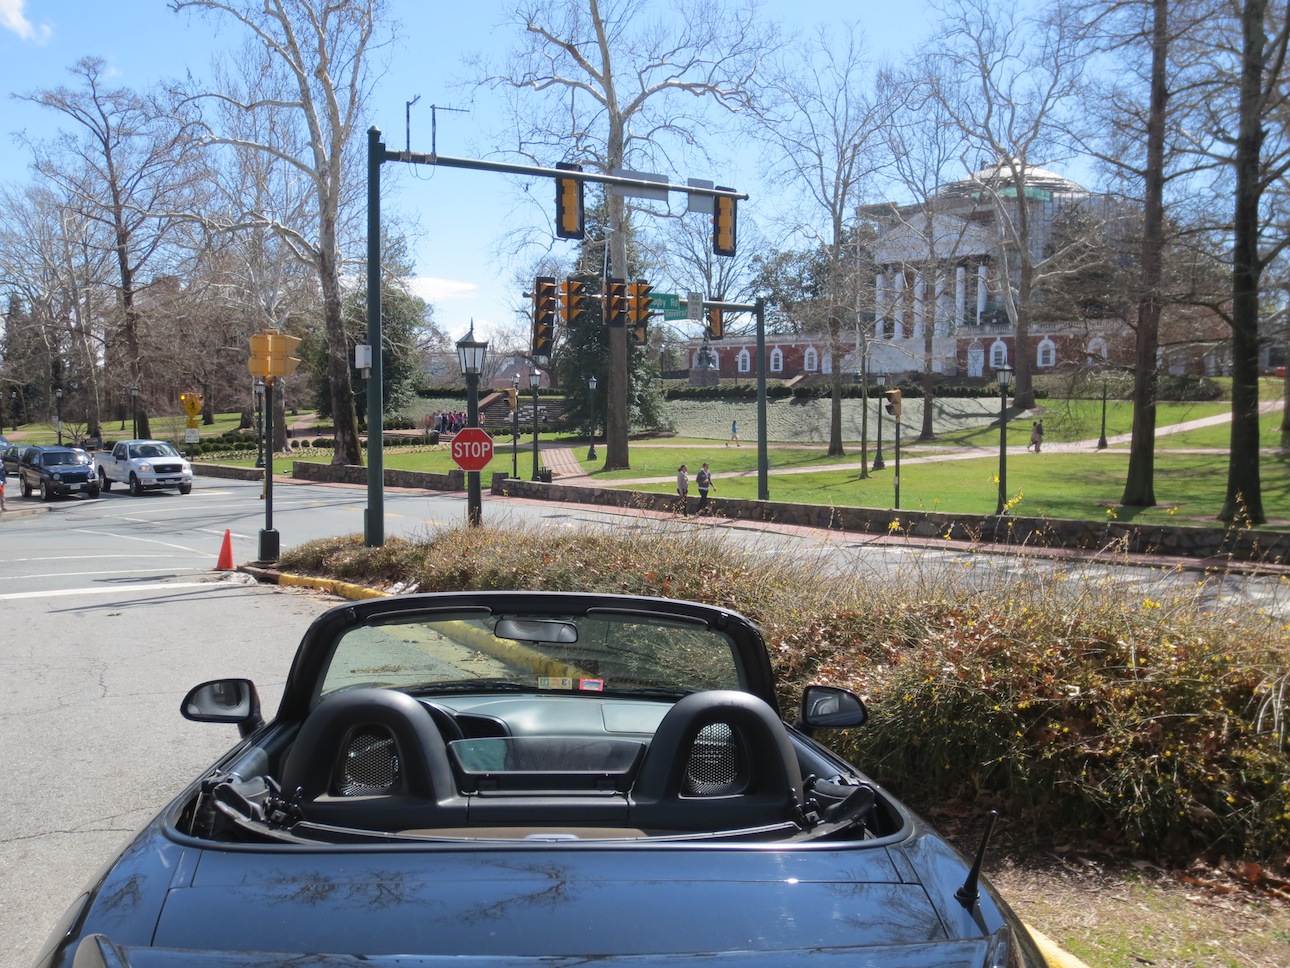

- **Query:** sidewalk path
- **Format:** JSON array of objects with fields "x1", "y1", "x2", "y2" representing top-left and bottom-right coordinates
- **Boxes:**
[{"x1": 563, "y1": 401, "x2": 1283, "y2": 489}]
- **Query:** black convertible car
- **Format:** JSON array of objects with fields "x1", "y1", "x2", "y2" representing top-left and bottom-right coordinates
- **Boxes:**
[{"x1": 35, "y1": 591, "x2": 1051, "y2": 968}]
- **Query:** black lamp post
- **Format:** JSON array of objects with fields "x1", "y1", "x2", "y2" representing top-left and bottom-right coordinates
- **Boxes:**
[
  {"x1": 55, "y1": 387, "x2": 64, "y2": 445},
  {"x1": 1097, "y1": 374, "x2": 1109, "y2": 450},
  {"x1": 995, "y1": 365, "x2": 1014, "y2": 515},
  {"x1": 872, "y1": 371, "x2": 887, "y2": 471},
  {"x1": 530, "y1": 370, "x2": 542, "y2": 481},
  {"x1": 586, "y1": 374, "x2": 598, "y2": 461},
  {"x1": 130, "y1": 386, "x2": 139, "y2": 439},
  {"x1": 254, "y1": 379, "x2": 266, "y2": 468},
  {"x1": 456, "y1": 323, "x2": 488, "y2": 527},
  {"x1": 511, "y1": 374, "x2": 520, "y2": 479}
]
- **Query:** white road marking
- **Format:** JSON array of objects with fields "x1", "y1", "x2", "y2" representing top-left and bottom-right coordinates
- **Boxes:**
[{"x1": 0, "y1": 581, "x2": 220, "y2": 600}]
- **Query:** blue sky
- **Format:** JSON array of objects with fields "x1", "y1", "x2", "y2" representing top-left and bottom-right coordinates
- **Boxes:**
[{"x1": 0, "y1": 0, "x2": 933, "y2": 342}]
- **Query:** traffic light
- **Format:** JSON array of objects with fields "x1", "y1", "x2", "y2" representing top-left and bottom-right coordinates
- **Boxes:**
[
  {"x1": 560, "y1": 276, "x2": 588, "y2": 325},
  {"x1": 883, "y1": 388, "x2": 903, "y2": 417},
  {"x1": 506, "y1": 387, "x2": 518, "y2": 411},
  {"x1": 554, "y1": 163, "x2": 585, "y2": 240},
  {"x1": 629, "y1": 281, "x2": 652, "y2": 345},
  {"x1": 712, "y1": 188, "x2": 737, "y2": 257},
  {"x1": 706, "y1": 306, "x2": 724, "y2": 340},
  {"x1": 533, "y1": 276, "x2": 557, "y2": 361},
  {"x1": 605, "y1": 278, "x2": 629, "y2": 328},
  {"x1": 248, "y1": 332, "x2": 302, "y2": 380},
  {"x1": 266, "y1": 333, "x2": 302, "y2": 378}
]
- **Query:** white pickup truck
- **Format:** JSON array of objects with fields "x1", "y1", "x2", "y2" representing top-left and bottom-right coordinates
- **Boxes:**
[{"x1": 94, "y1": 439, "x2": 195, "y2": 495}]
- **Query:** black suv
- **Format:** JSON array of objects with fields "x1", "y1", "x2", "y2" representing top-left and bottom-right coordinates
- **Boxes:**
[{"x1": 19, "y1": 445, "x2": 100, "y2": 500}]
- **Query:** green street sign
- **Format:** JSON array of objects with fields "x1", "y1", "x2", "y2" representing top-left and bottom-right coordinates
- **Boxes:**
[{"x1": 651, "y1": 291, "x2": 686, "y2": 320}]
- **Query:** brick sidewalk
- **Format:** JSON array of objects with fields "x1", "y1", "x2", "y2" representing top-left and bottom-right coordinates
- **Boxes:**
[{"x1": 540, "y1": 446, "x2": 590, "y2": 482}]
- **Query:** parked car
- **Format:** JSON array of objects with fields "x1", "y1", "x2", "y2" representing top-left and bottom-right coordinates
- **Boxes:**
[
  {"x1": 0, "y1": 433, "x2": 9, "y2": 449},
  {"x1": 1, "y1": 443, "x2": 21, "y2": 477},
  {"x1": 93, "y1": 439, "x2": 194, "y2": 495},
  {"x1": 33, "y1": 591, "x2": 1048, "y2": 968},
  {"x1": 18, "y1": 445, "x2": 99, "y2": 500}
]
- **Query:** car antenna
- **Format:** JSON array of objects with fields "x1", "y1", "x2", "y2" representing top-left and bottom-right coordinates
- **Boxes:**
[{"x1": 955, "y1": 809, "x2": 998, "y2": 908}]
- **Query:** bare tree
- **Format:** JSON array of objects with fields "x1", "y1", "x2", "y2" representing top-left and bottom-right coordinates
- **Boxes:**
[
  {"x1": 18, "y1": 57, "x2": 200, "y2": 438},
  {"x1": 477, "y1": 0, "x2": 774, "y2": 470},
  {"x1": 924, "y1": 0, "x2": 1087, "y2": 410},
  {"x1": 751, "y1": 23, "x2": 891, "y2": 457},
  {"x1": 172, "y1": 0, "x2": 383, "y2": 465}
]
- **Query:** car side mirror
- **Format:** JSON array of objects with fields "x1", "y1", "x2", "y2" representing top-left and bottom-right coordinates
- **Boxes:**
[
  {"x1": 797, "y1": 684, "x2": 867, "y2": 733},
  {"x1": 182, "y1": 678, "x2": 263, "y2": 738}
]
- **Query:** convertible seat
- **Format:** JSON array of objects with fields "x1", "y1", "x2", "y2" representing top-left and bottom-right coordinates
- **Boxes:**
[
  {"x1": 280, "y1": 688, "x2": 467, "y2": 830},
  {"x1": 629, "y1": 690, "x2": 804, "y2": 832}
]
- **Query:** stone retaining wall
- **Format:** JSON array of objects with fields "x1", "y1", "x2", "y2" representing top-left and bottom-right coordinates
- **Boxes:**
[{"x1": 193, "y1": 462, "x2": 1290, "y2": 567}]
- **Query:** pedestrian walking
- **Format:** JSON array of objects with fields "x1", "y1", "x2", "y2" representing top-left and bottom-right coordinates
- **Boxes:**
[
  {"x1": 0, "y1": 457, "x2": 6, "y2": 511},
  {"x1": 676, "y1": 464, "x2": 689, "y2": 515},
  {"x1": 695, "y1": 462, "x2": 714, "y2": 514},
  {"x1": 1028, "y1": 420, "x2": 1045, "y2": 453},
  {"x1": 726, "y1": 420, "x2": 739, "y2": 446}
]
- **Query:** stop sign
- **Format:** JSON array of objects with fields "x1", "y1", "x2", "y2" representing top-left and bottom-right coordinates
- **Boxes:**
[{"x1": 450, "y1": 427, "x2": 495, "y2": 471}]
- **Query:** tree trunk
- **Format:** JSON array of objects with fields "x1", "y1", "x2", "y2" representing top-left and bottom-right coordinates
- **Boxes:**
[
  {"x1": 1121, "y1": 0, "x2": 1169, "y2": 509},
  {"x1": 1222, "y1": 0, "x2": 1267, "y2": 523},
  {"x1": 321, "y1": 245, "x2": 361, "y2": 465}
]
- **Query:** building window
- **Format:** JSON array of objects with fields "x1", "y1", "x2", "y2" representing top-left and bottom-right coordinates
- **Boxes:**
[
  {"x1": 989, "y1": 340, "x2": 1009, "y2": 369},
  {"x1": 770, "y1": 347, "x2": 784, "y2": 373},
  {"x1": 1086, "y1": 336, "x2": 1108, "y2": 363},
  {"x1": 803, "y1": 347, "x2": 819, "y2": 371},
  {"x1": 1037, "y1": 338, "x2": 1057, "y2": 368},
  {"x1": 737, "y1": 348, "x2": 751, "y2": 373},
  {"x1": 822, "y1": 352, "x2": 832, "y2": 374}
]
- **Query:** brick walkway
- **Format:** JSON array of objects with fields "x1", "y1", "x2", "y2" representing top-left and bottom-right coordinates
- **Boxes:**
[{"x1": 540, "y1": 446, "x2": 591, "y2": 482}]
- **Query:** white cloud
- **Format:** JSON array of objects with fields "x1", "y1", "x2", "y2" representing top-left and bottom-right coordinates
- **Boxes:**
[
  {"x1": 408, "y1": 276, "x2": 476, "y2": 302},
  {"x1": 0, "y1": 0, "x2": 50, "y2": 42}
]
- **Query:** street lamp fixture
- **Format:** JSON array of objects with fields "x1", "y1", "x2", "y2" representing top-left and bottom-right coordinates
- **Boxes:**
[
  {"x1": 587, "y1": 374, "x2": 598, "y2": 461},
  {"x1": 872, "y1": 371, "x2": 887, "y2": 471},
  {"x1": 456, "y1": 323, "x2": 488, "y2": 527},
  {"x1": 55, "y1": 387, "x2": 64, "y2": 445},
  {"x1": 995, "y1": 365, "x2": 1014, "y2": 515},
  {"x1": 130, "y1": 386, "x2": 139, "y2": 440},
  {"x1": 530, "y1": 370, "x2": 542, "y2": 482},
  {"x1": 11, "y1": 389, "x2": 19, "y2": 432},
  {"x1": 254, "y1": 379, "x2": 266, "y2": 468}
]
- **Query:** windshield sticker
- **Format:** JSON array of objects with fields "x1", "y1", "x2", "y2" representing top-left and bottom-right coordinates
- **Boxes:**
[
  {"x1": 538, "y1": 677, "x2": 574, "y2": 690},
  {"x1": 578, "y1": 678, "x2": 605, "y2": 692}
]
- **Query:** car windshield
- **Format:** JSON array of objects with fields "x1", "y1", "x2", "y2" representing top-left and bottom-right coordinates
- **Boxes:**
[
  {"x1": 45, "y1": 450, "x2": 89, "y2": 467},
  {"x1": 134, "y1": 442, "x2": 178, "y2": 458},
  {"x1": 320, "y1": 610, "x2": 743, "y2": 699}
]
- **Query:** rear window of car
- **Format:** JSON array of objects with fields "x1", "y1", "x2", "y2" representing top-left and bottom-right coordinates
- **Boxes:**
[{"x1": 319, "y1": 610, "x2": 744, "y2": 700}]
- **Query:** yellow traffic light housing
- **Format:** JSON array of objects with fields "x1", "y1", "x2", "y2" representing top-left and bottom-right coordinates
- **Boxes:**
[
  {"x1": 629, "y1": 281, "x2": 652, "y2": 345},
  {"x1": 606, "y1": 278, "x2": 629, "y2": 328},
  {"x1": 533, "y1": 276, "x2": 557, "y2": 361},
  {"x1": 883, "y1": 388, "x2": 903, "y2": 417},
  {"x1": 506, "y1": 387, "x2": 518, "y2": 411},
  {"x1": 712, "y1": 188, "x2": 737, "y2": 257},
  {"x1": 560, "y1": 277, "x2": 588, "y2": 325},
  {"x1": 554, "y1": 162, "x2": 585, "y2": 240},
  {"x1": 266, "y1": 333, "x2": 302, "y2": 378},
  {"x1": 706, "y1": 306, "x2": 724, "y2": 340},
  {"x1": 248, "y1": 332, "x2": 301, "y2": 380}
]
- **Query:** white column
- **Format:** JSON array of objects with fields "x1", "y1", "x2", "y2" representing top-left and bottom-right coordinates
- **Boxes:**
[
  {"x1": 955, "y1": 265, "x2": 966, "y2": 326},
  {"x1": 893, "y1": 272, "x2": 906, "y2": 339},
  {"x1": 875, "y1": 273, "x2": 887, "y2": 339},
  {"x1": 934, "y1": 272, "x2": 949, "y2": 337},
  {"x1": 976, "y1": 264, "x2": 988, "y2": 323},
  {"x1": 913, "y1": 274, "x2": 926, "y2": 338}
]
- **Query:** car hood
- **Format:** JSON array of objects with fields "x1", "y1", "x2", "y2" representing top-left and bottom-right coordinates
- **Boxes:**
[
  {"x1": 148, "y1": 845, "x2": 957, "y2": 959},
  {"x1": 76, "y1": 934, "x2": 1004, "y2": 968}
]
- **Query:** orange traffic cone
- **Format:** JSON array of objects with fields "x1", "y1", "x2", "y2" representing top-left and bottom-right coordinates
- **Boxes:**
[{"x1": 216, "y1": 529, "x2": 234, "y2": 571}]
